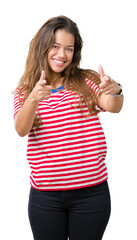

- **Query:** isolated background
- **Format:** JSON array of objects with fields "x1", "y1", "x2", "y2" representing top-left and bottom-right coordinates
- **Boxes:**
[{"x1": 0, "y1": 0, "x2": 137, "y2": 239}]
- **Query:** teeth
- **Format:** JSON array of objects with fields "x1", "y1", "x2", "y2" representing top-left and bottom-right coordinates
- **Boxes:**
[{"x1": 53, "y1": 59, "x2": 64, "y2": 64}]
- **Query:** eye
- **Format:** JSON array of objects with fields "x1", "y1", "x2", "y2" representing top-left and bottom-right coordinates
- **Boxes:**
[
  {"x1": 66, "y1": 48, "x2": 73, "y2": 52},
  {"x1": 52, "y1": 45, "x2": 58, "y2": 49}
]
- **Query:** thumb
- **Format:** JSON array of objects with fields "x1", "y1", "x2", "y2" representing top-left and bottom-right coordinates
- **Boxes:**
[{"x1": 98, "y1": 64, "x2": 105, "y2": 81}]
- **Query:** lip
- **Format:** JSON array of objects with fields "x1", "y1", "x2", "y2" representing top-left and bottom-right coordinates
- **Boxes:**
[{"x1": 52, "y1": 58, "x2": 66, "y2": 65}]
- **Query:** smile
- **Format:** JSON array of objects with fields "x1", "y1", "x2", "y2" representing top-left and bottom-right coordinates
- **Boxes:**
[{"x1": 52, "y1": 58, "x2": 66, "y2": 65}]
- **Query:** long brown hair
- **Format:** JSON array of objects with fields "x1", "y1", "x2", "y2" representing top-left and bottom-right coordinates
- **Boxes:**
[{"x1": 17, "y1": 15, "x2": 101, "y2": 127}]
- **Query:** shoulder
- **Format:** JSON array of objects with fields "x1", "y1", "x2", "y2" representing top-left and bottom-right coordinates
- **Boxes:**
[
  {"x1": 14, "y1": 86, "x2": 27, "y2": 98},
  {"x1": 87, "y1": 70, "x2": 101, "y2": 85},
  {"x1": 85, "y1": 77, "x2": 100, "y2": 96},
  {"x1": 79, "y1": 68, "x2": 101, "y2": 84}
]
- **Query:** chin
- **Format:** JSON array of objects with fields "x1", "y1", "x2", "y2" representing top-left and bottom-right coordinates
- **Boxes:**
[{"x1": 52, "y1": 67, "x2": 66, "y2": 73}]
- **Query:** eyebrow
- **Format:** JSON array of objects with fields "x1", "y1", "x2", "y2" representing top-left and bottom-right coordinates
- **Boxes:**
[{"x1": 54, "y1": 42, "x2": 74, "y2": 47}]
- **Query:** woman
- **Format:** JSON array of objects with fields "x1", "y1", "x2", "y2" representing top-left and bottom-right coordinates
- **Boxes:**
[{"x1": 14, "y1": 15, "x2": 123, "y2": 240}]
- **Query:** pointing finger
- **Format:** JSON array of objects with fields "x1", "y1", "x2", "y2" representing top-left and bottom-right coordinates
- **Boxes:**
[
  {"x1": 103, "y1": 75, "x2": 110, "y2": 81},
  {"x1": 40, "y1": 70, "x2": 46, "y2": 81},
  {"x1": 98, "y1": 64, "x2": 105, "y2": 80},
  {"x1": 39, "y1": 70, "x2": 46, "y2": 85},
  {"x1": 39, "y1": 80, "x2": 47, "y2": 86}
]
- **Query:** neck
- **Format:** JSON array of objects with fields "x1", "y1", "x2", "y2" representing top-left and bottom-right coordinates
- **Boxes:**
[
  {"x1": 50, "y1": 72, "x2": 64, "y2": 88},
  {"x1": 51, "y1": 81, "x2": 63, "y2": 88}
]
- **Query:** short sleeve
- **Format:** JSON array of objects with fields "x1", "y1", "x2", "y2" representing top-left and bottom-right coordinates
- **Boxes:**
[
  {"x1": 85, "y1": 78, "x2": 100, "y2": 96},
  {"x1": 85, "y1": 78, "x2": 105, "y2": 112},
  {"x1": 13, "y1": 88, "x2": 25, "y2": 118}
]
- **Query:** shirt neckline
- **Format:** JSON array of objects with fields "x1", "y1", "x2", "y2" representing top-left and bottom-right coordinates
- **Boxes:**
[{"x1": 52, "y1": 85, "x2": 65, "y2": 93}]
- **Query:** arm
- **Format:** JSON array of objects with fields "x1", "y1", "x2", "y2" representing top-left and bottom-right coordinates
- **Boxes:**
[
  {"x1": 97, "y1": 92, "x2": 123, "y2": 113},
  {"x1": 97, "y1": 65, "x2": 124, "y2": 113},
  {"x1": 14, "y1": 71, "x2": 52, "y2": 137},
  {"x1": 14, "y1": 95, "x2": 38, "y2": 137}
]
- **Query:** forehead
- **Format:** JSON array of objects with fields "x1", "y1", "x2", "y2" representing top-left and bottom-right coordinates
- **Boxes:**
[{"x1": 54, "y1": 29, "x2": 75, "y2": 46}]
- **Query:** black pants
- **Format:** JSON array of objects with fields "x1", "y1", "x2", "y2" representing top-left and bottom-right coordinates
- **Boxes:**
[{"x1": 28, "y1": 181, "x2": 111, "y2": 240}]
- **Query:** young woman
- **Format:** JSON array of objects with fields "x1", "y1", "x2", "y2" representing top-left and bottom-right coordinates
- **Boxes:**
[{"x1": 14, "y1": 16, "x2": 123, "y2": 240}]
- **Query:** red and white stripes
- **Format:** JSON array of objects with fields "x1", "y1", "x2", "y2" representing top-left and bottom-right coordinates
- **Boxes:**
[{"x1": 14, "y1": 80, "x2": 108, "y2": 191}]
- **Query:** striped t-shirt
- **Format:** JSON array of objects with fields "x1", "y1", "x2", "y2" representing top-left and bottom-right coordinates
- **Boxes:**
[{"x1": 14, "y1": 79, "x2": 108, "y2": 191}]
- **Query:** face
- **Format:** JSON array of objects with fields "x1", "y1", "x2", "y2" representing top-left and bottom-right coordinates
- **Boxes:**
[{"x1": 48, "y1": 29, "x2": 75, "y2": 78}]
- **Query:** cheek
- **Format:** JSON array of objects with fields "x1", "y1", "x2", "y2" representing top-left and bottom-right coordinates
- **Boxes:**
[
  {"x1": 47, "y1": 51, "x2": 54, "y2": 67},
  {"x1": 48, "y1": 50, "x2": 52, "y2": 60},
  {"x1": 69, "y1": 55, "x2": 74, "y2": 64},
  {"x1": 48, "y1": 49, "x2": 56, "y2": 59},
  {"x1": 68, "y1": 52, "x2": 74, "y2": 62}
]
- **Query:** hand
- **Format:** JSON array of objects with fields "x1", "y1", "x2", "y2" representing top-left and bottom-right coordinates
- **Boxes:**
[
  {"x1": 30, "y1": 70, "x2": 52, "y2": 102},
  {"x1": 98, "y1": 65, "x2": 120, "y2": 95}
]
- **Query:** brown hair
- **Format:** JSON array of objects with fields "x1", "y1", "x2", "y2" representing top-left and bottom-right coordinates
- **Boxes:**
[{"x1": 17, "y1": 15, "x2": 101, "y2": 127}]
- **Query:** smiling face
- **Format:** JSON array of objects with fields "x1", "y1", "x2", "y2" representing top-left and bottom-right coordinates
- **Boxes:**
[{"x1": 48, "y1": 29, "x2": 75, "y2": 80}]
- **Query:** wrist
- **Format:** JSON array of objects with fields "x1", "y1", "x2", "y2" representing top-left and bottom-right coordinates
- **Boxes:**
[
  {"x1": 28, "y1": 93, "x2": 39, "y2": 106},
  {"x1": 111, "y1": 84, "x2": 123, "y2": 97},
  {"x1": 115, "y1": 84, "x2": 121, "y2": 94}
]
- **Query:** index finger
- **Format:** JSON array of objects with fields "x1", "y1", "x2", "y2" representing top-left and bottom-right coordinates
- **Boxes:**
[
  {"x1": 39, "y1": 79, "x2": 46, "y2": 86},
  {"x1": 40, "y1": 70, "x2": 46, "y2": 81},
  {"x1": 98, "y1": 64, "x2": 105, "y2": 79}
]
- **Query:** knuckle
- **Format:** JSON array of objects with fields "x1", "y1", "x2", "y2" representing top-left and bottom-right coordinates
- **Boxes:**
[
  {"x1": 38, "y1": 91, "x2": 43, "y2": 96},
  {"x1": 46, "y1": 86, "x2": 52, "y2": 90}
]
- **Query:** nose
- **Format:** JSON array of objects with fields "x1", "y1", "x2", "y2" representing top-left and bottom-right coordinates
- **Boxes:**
[{"x1": 57, "y1": 48, "x2": 66, "y2": 58}]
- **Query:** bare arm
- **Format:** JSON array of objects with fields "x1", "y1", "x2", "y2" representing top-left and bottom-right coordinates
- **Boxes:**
[
  {"x1": 14, "y1": 95, "x2": 38, "y2": 137},
  {"x1": 15, "y1": 71, "x2": 52, "y2": 137},
  {"x1": 97, "y1": 65, "x2": 124, "y2": 113},
  {"x1": 97, "y1": 92, "x2": 123, "y2": 113}
]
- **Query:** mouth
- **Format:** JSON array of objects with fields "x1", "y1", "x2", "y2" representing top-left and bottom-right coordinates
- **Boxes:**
[{"x1": 52, "y1": 58, "x2": 66, "y2": 66}]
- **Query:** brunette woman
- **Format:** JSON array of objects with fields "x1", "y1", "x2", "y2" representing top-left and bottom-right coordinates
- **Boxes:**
[{"x1": 14, "y1": 15, "x2": 123, "y2": 240}]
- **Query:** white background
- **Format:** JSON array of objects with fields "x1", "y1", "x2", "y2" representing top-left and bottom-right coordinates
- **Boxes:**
[{"x1": 0, "y1": 0, "x2": 137, "y2": 239}]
